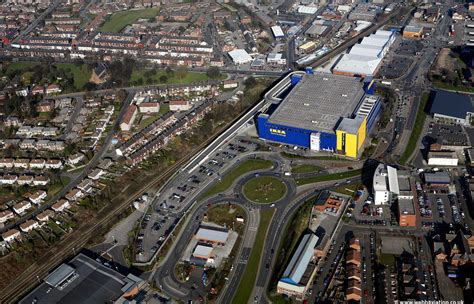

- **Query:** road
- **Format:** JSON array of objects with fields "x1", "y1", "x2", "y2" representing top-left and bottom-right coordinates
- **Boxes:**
[{"x1": 13, "y1": 0, "x2": 61, "y2": 43}]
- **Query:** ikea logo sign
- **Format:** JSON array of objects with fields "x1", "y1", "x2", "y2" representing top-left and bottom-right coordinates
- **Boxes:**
[{"x1": 270, "y1": 128, "x2": 286, "y2": 136}]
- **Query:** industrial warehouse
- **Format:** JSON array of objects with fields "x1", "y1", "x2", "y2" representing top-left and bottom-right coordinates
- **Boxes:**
[
  {"x1": 333, "y1": 29, "x2": 396, "y2": 77},
  {"x1": 257, "y1": 71, "x2": 381, "y2": 158}
]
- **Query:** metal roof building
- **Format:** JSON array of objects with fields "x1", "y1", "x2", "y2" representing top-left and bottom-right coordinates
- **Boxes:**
[
  {"x1": 267, "y1": 72, "x2": 365, "y2": 134},
  {"x1": 424, "y1": 172, "x2": 451, "y2": 185},
  {"x1": 195, "y1": 226, "x2": 229, "y2": 244},
  {"x1": 430, "y1": 90, "x2": 474, "y2": 126},
  {"x1": 333, "y1": 30, "x2": 395, "y2": 77},
  {"x1": 280, "y1": 233, "x2": 319, "y2": 285},
  {"x1": 271, "y1": 25, "x2": 285, "y2": 38},
  {"x1": 19, "y1": 253, "x2": 145, "y2": 304},
  {"x1": 228, "y1": 49, "x2": 252, "y2": 64}
]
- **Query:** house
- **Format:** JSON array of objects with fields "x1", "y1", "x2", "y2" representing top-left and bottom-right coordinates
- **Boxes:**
[
  {"x1": 223, "y1": 80, "x2": 238, "y2": 89},
  {"x1": 2, "y1": 229, "x2": 21, "y2": 242},
  {"x1": 36, "y1": 100, "x2": 55, "y2": 112},
  {"x1": 169, "y1": 100, "x2": 191, "y2": 112},
  {"x1": 0, "y1": 158, "x2": 14, "y2": 169},
  {"x1": 31, "y1": 85, "x2": 45, "y2": 95},
  {"x1": 36, "y1": 209, "x2": 54, "y2": 222},
  {"x1": 20, "y1": 219, "x2": 39, "y2": 233},
  {"x1": 52, "y1": 199, "x2": 70, "y2": 212},
  {"x1": 13, "y1": 201, "x2": 32, "y2": 215},
  {"x1": 138, "y1": 102, "x2": 161, "y2": 114},
  {"x1": 29, "y1": 159, "x2": 46, "y2": 169},
  {"x1": 45, "y1": 159, "x2": 63, "y2": 169},
  {"x1": 46, "y1": 84, "x2": 62, "y2": 94},
  {"x1": 120, "y1": 105, "x2": 138, "y2": 132},
  {"x1": 65, "y1": 189, "x2": 83, "y2": 202},
  {"x1": 88, "y1": 168, "x2": 105, "y2": 180},
  {"x1": 0, "y1": 175, "x2": 18, "y2": 185},
  {"x1": 77, "y1": 179, "x2": 94, "y2": 193},
  {"x1": 17, "y1": 175, "x2": 34, "y2": 186},
  {"x1": 67, "y1": 153, "x2": 84, "y2": 166},
  {"x1": 14, "y1": 158, "x2": 30, "y2": 169},
  {"x1": 0, "y1": 210, "x2": 14, "y2": 223},
  {"x1": 33, "y1": 175, "x2": 50, "y2": 186},
  {"x1": 28, "y1": 190, "x2": 47, "y2": 205}
]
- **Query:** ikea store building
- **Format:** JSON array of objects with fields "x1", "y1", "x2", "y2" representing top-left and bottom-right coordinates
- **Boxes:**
[{"x1": 257, "y1": 71, "x2": 381, "y2": 158}]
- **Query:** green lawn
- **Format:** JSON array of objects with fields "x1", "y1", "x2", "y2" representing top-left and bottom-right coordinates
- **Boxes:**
[
  {"x1": 130, "y1": 70, "x2": 225, "y2": 86},
  {"x1": 281, "y1": 152, "x2": 350, "y2": 161},
  {"x1": 202, "y1": 159, "x2": 273, "y2": 198},
  {"x1": 296, "y1": 169, "x2": 362, "y2": 186},
  {"x1": 232, "y1": 209, "x2": 274, "y2": 304},
  {"x1": 433, "y1": 81, "x2": 474, "y2": 93},
  {"x1": 268, "y1": 199, "x2": 314, "y2": 299},
  {"x1": 333, "y1": 183, "x2": 360, "y2": 196},
  {"x1": 399, "y1": 93, "x2": 429, "y2": 165},
  {"x1": 4, "y1": 62, "x2": 91, "y2": 91},
  {"x1": 291, "y1": 164, "x2": 322, "y2": 173},
  {"x1": 243, "y1": 176, "x2": 287, "y2": 203},
  {"x1": 99, "y1": 8, "x2": 160, "y2": 32},
  {"x1": 138, "y1": 104, "x2": 170, "y2": 130}
]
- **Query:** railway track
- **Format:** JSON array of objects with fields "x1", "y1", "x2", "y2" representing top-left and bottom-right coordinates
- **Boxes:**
[{"x1": 0, "y1": 90, "x2": 273, "y2": 303}]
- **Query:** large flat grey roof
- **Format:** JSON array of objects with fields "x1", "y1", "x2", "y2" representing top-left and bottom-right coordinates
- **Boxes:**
[
  {"x1": 431, "y1": 90, "x2": 474, "y2": 119},
  {"x1": 19, "y1": 253, "x2": 133, "y2": 304},
  {"x1": 268, "y1": 73, "x2": 364, "y2": 133}
]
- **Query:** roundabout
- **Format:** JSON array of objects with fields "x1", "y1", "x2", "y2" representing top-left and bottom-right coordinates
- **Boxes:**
[{"x1": 242, "y1": 176, "x2": 287, "y2": 204}]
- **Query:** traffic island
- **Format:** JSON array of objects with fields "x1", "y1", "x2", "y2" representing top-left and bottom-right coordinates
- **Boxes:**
[{"x1": 242, "y1": 176, "x2": 287, "y2": 204}]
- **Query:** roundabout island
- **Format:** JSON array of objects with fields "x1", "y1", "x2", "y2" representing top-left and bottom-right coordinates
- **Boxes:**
[{"x1": 242, "y1": 176, "x2": 287, "y2": 204}]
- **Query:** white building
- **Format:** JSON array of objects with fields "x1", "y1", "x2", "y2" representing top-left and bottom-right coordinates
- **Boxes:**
[
  {"x1": 333, "y1": 30, "x2": 395, "y2": 77},
  {"x1": 52, "y1": 199, "x2": 70, "y2": 212},
  {"x1": 67, "y1": 153, "x2": 84, "y2": 166},
  {"x1": 13, "y1": 201, "x2": 32, "y2": 215},
  {"x1": 0, "y1": 210, "x2": 14, "y2": 223},
  {"x1": 228, "y1": 49, "x2": 253, "y2": 65},
  {"x1": 373, "y1": 164, "x2": 397, "y2": 205},
  {"x1": 138, "y1": 102, "x2": 160, "y2": 113},
  {"x1": 28, "y1": 190, "x2": 47, "y2": 205},
  {"x1": 45, "y1": 159, "x2": 63, "y2": 169},
  {"x1": 428, "y1": 151, "x2": 459, "y2": 166},
  {"x1": 20, "y1": 220, "x2": 39, "y2": 233},
  {"x1": 169, "y1": 100, "x2": 191, "y2": 112},
  {"x1": 120, "y1": 105, "x2": 138, "y2": 132},
  {"x1": 2, "y1": 229, "x2": 21, "y2": 242}
]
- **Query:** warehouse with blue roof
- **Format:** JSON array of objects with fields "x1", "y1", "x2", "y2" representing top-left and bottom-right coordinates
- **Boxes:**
[
  {"x1": 430, "y1": 90, "x2": 474, "y2": 126},
  {"x1": 277, "y1": 233, "x2": 319, "y2": 300},
  {"x1": 257, "y1": 70, "x2": 381, "y2": 158}
]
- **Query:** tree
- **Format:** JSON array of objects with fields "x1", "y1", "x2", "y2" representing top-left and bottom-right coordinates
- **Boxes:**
[
  {"x1": 83, "y1": 82, "x2": 97, "y2": 91},
  {"x1": 244, "y1": 76, "x2": 256, "y2": 87},
  {"x1": 159, "y1": 75, "x2": 168, "y2": 83},
  {"x1": 206, "y1": 67, "x2": 221, "y2": 79},
  {"x1": 176, "y1": 66, "x2": 188, "y2": 82},
  {"x1": 165, "y1": 66, "x2": 174, "y2": 76}
]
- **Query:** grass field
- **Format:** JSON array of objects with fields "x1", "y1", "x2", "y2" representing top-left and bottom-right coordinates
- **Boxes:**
[
  {"x1": 130, "y1": 70, "x2": 225, "y2": 85},
  {"x1": 99, "y1": 8, "x2": 160, "y2": 32},
  {"x1": 296, "y1": 169, "x2": 362, "y2": 186},
  {"x1": 281, "y1": 152, "x2": 350, "y2": 161},
  {"x1": 333, "y1": 183, "x2": 360, "y2": 196},
  {"x1": 433, "y1": 81, "x2": 474, "y2": 93},
  {"x1": 232, "y1": 209, "x2": 274, "y2": 304},
  {"x1": 138, "y1": 104, "x2": 170, "y2": 130},
  {"x1": 55, "y1": 63, "x2": 91, "y2": 90},
  {"x1": 291, "y1": 164, "x2": 322, "y2": 173},
  {"x1": 399, "y1": 93, "x2": 429, "y2": 165},
  {"x1": 243, "y1": 176, "x2": 287, "y2": 203},
  {"x1": 268, "y1": 199, "x2": 314, "y2": 300},
  {"x1": 5, "y1": 62, "x2": 91, "y2": 90},
  {"x1": 203, "y1": 159, "x2": 273, "y2": 198}
]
